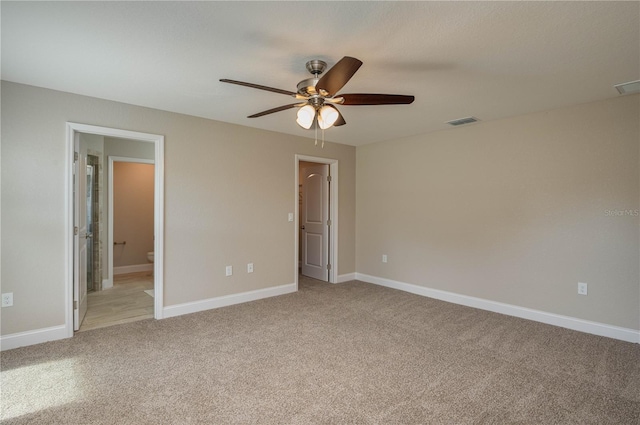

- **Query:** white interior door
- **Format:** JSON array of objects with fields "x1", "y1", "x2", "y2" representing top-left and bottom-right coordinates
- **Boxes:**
[
  {"x1": 73, "y1": 137, "x2": 88, "y2": 330},
  {"x1": 301, "y1": 164, "x2": 329, "y2": 281}
]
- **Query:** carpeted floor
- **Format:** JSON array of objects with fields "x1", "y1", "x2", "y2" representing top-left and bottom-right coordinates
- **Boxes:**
[{"x1": 2, "y1": 277, "x2": 639, "y2": 424}]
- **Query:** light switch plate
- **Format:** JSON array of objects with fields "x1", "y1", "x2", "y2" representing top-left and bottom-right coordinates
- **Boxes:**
[
  {"x1": 578, "y1": 282, "x2": 588, "y2": 295},
  {"x1": 225, "y1": 266, "x2": 233, "y2": 277},
  {"x1": 2, "y1": 293, "x2": 13, "y2": 307}
]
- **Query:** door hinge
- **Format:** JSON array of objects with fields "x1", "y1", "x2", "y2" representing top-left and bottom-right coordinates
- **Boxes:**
[
  {"x1": 327, "y1": 263, "x2": 332, "y2": 270},
  {"x1": 327, "y1": 219, "x2": 331, "y2": 226},
  {"x1": 74, "y1": 300, "x2": 78, "y2": 310},
  {"x1": 74, "y1": 226, "x2": 78, "y2": 235},
  {"x1": 74, "y1": 151, "x2": 79, "y2": 162},
  {"x1": 327, "y1": 175, "x2": 332, "y2": 182}
]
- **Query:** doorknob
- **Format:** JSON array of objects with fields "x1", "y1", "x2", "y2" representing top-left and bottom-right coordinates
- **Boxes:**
[
  {"x1": 301, "y1": 225, "x2": 305, "y2": 230},
  {"x1": 85, "y1": 233, "x2": 93, "y2": 239}
]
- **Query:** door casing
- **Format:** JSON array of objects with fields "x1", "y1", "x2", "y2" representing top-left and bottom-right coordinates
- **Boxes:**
[
  {"x1": 295, "y1": 155, "x2": 338, "y2": 288},
  {"x1": 65, "y1": 123, "x2": 165, "y2": 337}
]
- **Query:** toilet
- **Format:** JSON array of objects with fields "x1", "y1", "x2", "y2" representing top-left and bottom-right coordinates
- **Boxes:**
[{"x1": 147, "y1": 252, "x2": 154, "y2": 276}]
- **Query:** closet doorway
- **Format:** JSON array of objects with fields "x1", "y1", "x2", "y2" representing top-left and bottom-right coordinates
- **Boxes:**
[{"x1": 295, "y1": 155, "x2": 339, "y2": 287}]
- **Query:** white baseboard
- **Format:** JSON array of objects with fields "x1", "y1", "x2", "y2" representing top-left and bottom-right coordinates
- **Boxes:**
[
  {"x1": 337, "y1": 273, "x2": 356, "y2": 283},
  {"x1": 114, "y1": 264, "x2": 152, "y2": 275},
  {"x1": 355, "y1": 273, "x2": 640, "y2": 344},
  {"x1": 163, "y1": 283, "x2": 296, "y2": 319},
  {"x1": 1, "y1": 325, "x2": 69, "y2": 351},
  {"x1": 102, "y1": 278, "x2": 113, "y2": 290}
]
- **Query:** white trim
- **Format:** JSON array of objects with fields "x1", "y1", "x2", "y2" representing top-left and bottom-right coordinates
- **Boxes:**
[
  {"x1": 113, "y1": 264, "x2": 153, "y2": 275},
  {"x1": 163, "y1": 283, "x2": 296, "y2": 319},
  {"x1": 295, "y1": 155, "x2": 339, "y2": 288},
  {"x1": 337, "y1": 273, "x2": 356, "y2": 283},
  {"x1": 356, "y1": 273, "x2": 640, "y2": 344},
  {"x1": 102, "y1": 278, "x2": 112, "y2": 290},
  {"x1": 66, "y1": 123, "x2": 165, "y2": 342},
  {"x1": 1, "y1": 325, "x2": 68, "y2": 351}
]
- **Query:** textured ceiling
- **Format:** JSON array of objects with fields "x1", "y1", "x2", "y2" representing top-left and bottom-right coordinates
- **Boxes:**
[{"x1": 2, "y1": 1, "x2": 638, "y2": 146}]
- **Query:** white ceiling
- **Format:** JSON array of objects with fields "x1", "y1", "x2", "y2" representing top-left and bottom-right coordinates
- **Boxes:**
[{"x1": 2, "y1": 1, "x2": 638, "y2": 146}]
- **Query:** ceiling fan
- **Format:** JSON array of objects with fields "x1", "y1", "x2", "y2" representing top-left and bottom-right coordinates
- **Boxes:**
[{"x1": 220, "y1": 56, "x2": 415, "y2": 130}]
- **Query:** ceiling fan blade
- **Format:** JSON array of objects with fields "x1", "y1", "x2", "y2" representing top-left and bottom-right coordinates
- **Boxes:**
[
  {"x1": 247, "y1": 103, "x2": 301, "y2": 118},
  {"x1": 315, "y1": 56, "x2": 363, "y2": 97},
  {"x1": 340, "y1": 93, "x2": 415, "y2": 105},
  {"x1": 220, "y1": 79, "x2": 297, "y2": 97},
  {"x1": 334, "y1": 109, "x2": 346, "y2": 126}
]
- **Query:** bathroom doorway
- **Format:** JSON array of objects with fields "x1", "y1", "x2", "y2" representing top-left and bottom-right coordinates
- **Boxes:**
[
  {"x1": 67, "y1": 123, "x2": 165, "y2": 337},
  {"x1": 77, "y1": 156, "x2": 156, "y2": 332}
]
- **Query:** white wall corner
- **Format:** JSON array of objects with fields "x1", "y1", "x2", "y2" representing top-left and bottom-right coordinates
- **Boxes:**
[
  {"x1": 336, "y1": 273, "x2": 357, "y2": 283},
  {"x1": 355, "y1": 273, "x2": 640, "y2": 344},
  {"x1": 162, "y1": 283, "x2": 297, "y2": 319},
  {"x1": 0, "y1": 325, "x2": 69, "y2": 351}
]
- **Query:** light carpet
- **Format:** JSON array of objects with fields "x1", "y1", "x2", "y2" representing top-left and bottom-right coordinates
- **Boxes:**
[{"x1": 1, "y1": 276, "x2": 638, "y2": 424}]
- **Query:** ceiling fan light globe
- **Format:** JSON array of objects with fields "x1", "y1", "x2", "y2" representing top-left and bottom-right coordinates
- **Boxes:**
[
  {"x1": 318, "y1": 105, "x2": 339, "y2": 129},
  {"x1": 296, "y1": 105, "x2": 315, "y2": 129}
]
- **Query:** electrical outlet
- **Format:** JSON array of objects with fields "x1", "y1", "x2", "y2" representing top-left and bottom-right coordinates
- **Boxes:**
[
  {"x1": 382, "y1": 254, "x2": 388, "y2": 263},
  {"x1": 225, "y1": 266, "x2": 233, "y2": 277},
  {"x1": 2, "y1": 293, "x2": 13, "y2": 307},
  {"x1": 288, "y1": 213, "x2": 294, "y2": 222},
  {"x1": 247, "y1": 263, "x2": 254, "y2": 273},
  {"x1": 578, "y1": 282, "x2": 588, "y2": 295}
]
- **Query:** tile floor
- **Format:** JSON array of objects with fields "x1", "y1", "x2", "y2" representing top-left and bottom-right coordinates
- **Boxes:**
[{"x1": 78, "y1": 271, "x2": 154, "y2": 332}]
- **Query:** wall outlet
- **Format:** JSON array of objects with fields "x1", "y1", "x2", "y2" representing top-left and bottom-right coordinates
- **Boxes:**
[
  {"x1": 382, "y1": 254, "x2": 388, "y2": 263},
  {"x1": 225, "y1": 266, "x2": 233, "y2": 277},
  {"x1": 288, "y1": 213, "x2": 294, "y2": 222},
  {"x1": 247, "y1": 263, "x2": 254, "y2": 273},
  {"x1": 2, "y1": 293, "x2": 13, "y2": 307},
  {"x1": 578, "y1": 282, "x2": 588, "y2": 295}
]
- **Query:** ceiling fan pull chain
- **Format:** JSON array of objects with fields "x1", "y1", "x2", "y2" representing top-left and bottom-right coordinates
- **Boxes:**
[
  {"x1": 322, "y1": 126, "x2": 325, "y2": 148},
  {"x1": 315, "y1": 118, "x2": 318, "y2": 146}
]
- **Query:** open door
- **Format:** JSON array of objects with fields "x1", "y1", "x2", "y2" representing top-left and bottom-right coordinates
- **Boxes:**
[
  {"x1": 301, "y1": 164, "x2": 329, "y2": 281},
  {"x1": 73, "y1": 136, "x2": 88, "y2": 330}
]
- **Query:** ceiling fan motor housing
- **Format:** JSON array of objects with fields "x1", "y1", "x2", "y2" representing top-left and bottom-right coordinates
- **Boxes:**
[{"x1": 298, "y1": 60, "x2": 329, "y2": 97}]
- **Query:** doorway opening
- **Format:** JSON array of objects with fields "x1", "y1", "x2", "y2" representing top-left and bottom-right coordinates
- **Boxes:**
[
  {"x1": 66, "y1": 123, "x2": 164, "y2": 337},
  {"x1": 295, "y1": 155, "x2": 338, "y2": 288}
]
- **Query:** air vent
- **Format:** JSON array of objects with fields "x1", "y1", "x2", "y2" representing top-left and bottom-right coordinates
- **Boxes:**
[
  {"x1": 446, "y1": 116, "x2": 479, "y2": 126},
  {"x1": 614, "y1": 80, "x2": 640, "y2": 95}
]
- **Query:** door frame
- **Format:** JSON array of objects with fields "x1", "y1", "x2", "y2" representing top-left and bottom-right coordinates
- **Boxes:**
[
  {"x1": 65, "y1": 123, "x2": 165, "y2": 337},
  {"x1": 107, "y1": 156, "x2": 155, "y2": 289},
  {"x1": 294, "y1": 155, "x2": 338, "y2": 287}
]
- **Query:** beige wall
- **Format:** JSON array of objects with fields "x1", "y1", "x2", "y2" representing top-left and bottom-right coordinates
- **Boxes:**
[
  {"x1": 3, "y1": 79, "x2": 635, "y2": 338},
  {"x1": 113, "y1": 162, "x2": 155, "y2": 267},
  {"x1": 356, "y1": 94, "x2": 639, "y2": 330},
  {"x1": 1, "y1": 81, "x2": 356, "y2": 335}
]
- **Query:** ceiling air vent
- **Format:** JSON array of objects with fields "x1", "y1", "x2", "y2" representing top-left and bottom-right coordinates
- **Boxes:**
[
  {"x1": 614, "y1": 80, "x2": 640, "y2": 95},
  {"x1": 446, "y1": 116, "x2": 479, "y2": 126}
]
